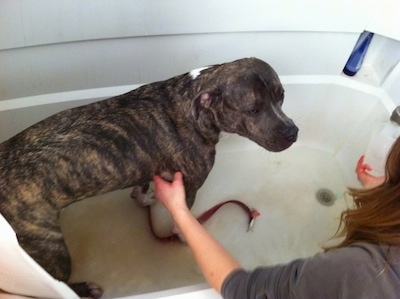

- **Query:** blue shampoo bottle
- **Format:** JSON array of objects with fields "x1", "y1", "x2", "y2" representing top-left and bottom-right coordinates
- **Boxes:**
[{"x1": 343, "y1": 31, "x2": 374, "y2": 76}]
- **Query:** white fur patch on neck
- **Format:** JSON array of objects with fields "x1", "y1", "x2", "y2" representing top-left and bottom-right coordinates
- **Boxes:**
[{"x1": 189, "y1": 66, "x2": 210, "y2": 79}]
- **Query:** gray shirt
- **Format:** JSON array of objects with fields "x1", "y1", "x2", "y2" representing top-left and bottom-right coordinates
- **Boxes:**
[{"x1": 221, "y1": 242, "x2": 400, "y2": 298}]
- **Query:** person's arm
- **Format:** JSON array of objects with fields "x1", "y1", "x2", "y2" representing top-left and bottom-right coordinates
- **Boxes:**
[{"x1": 153, "y1": 172, "x2": 242, "y2": 293}]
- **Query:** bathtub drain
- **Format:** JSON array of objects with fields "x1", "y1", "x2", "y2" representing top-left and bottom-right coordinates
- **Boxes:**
[{"x1": 316, "y1": 188, "x2": 335, "y2": 206}]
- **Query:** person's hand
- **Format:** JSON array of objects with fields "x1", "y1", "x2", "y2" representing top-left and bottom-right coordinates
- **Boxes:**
[
  {"x1": 356, "y1": 155, "x2": 385, "y2": 188},
  {"x1": 153, "y1": 172, "x2": 189, "y2": 216}
]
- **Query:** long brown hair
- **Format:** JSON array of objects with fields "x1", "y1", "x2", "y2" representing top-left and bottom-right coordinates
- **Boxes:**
[{"x1": 329, "y1": 137, "x2": 400, "y2": 249}]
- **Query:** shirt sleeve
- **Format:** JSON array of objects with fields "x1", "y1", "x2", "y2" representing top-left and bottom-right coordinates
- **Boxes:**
[{"x1": 221, "y1": 244, "x2": 397, "y2": 299}]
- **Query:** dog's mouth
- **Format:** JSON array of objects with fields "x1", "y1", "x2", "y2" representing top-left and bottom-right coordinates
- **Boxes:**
[
  {"x1": 265, "y1": 138, "x2": 295, "y2": 152},
  {"x1": 261, "y1": 125, "x2": 299, "y2": 152}
]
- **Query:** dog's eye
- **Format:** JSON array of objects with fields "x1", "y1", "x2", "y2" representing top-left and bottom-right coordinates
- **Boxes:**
[{"x1": 247, "y1": 109, "x2": 260, "y2": 115}]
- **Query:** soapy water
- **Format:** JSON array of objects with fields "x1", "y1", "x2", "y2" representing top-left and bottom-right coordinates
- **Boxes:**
[{"x1": 60, "y1": 142, "x2": 351, "y2": 298}]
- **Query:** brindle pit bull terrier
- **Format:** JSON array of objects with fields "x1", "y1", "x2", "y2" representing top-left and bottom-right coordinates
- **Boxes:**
[{"x1": 0, "y1": 57, "x2": 298, "y2": 298}]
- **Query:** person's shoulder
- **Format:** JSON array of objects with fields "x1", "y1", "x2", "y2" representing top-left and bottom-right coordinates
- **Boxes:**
[
  {"x1": 320, "y1": 242, "x2": 386, "y2": 260},
  {"x1": 296, "y1": 243, "x2": 400, "y2": 298},
  {"x1": 313, "y1": 242, "x2": 399, "y2": 272}
]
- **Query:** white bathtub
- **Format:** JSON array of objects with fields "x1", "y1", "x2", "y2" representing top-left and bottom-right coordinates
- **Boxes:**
[
  {"x1": 0, "y1": 74, "x2": 397, "y2": 299},
  {"x1": 1, "y1": 1, "x2": 400, "y2": 298}
]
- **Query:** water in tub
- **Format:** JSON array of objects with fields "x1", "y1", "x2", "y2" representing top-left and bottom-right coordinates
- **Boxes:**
[{"x1": 60, "y1": 134, "x2": 350, "y2": 298}]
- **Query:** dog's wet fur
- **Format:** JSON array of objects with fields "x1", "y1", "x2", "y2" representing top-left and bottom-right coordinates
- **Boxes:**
[{"x1": 0, "y1": 57, "x2": 298, "y2": 298}]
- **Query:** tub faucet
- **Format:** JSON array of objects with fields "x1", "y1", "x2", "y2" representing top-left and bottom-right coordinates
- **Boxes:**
[{"x1": 390, "y1": 106, "x2": 400, "y2": 125}]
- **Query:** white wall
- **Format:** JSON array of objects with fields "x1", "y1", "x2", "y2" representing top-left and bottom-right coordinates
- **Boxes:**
[
  {"x1": 0, "y1": 0, "x2": 374, "y2": 49},
  {"x1": 1, "y1": 0, "x2": 399, "y2": 103}
]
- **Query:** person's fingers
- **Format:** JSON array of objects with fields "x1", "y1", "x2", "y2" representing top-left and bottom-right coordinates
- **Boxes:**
[
  {"x1": 173, "y1": 172, "x2": 183, "y2": 184},
  {"x1": 356, "y1": 155, "x2": 372, "y2": 173}
]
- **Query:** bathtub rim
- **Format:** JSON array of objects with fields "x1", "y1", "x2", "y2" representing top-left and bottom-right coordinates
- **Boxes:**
[
  {"x1": 0, "y1": 74, "x2": 395, "y2": 114},
  {"x1": 113, "y1": 283, "x2": 220, "y2": 299}
]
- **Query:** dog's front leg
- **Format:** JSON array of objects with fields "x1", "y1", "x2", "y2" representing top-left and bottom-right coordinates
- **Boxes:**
[
  {"x1": 148, "y1": 189, "x2": 197, "y2": 239},
  {"x1": 130, "y1": 172, "x2": 177, "y2": 238},
  {"x1": 148, "y1": 200, "x2": 175, "y2": 237}
]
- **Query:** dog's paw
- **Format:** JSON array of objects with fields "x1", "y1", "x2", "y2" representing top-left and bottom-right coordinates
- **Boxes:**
[
  {"x1": 131, "y1": 182, "x2": 156, "y2": 207},
  {"x1": 69, "y1": 281, "x2": 104, "y2": 299}
]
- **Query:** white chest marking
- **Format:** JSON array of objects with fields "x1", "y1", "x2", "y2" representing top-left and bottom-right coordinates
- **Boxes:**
[{"x1": 189, "y1": 66, "x2": 211, "y2": 79}]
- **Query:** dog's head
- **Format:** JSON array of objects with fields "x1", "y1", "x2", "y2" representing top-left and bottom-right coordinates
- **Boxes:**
[{"x1": 191, "y1": 57, "x2": 298, "y2": 152}]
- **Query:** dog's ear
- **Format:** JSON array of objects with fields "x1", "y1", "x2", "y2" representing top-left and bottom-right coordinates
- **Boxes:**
[
  {"x1": 199, "y1": 93, "x2": 212, "y2": 109},
  {"x1": 191, "y1": 88, "x2": 223, "y2": 118},
  {"x1": 191, "y1": 91, "x2": 220, "y2": 133},
  {"x1": 191, "y1": 92, "x2": 211, "y2": 120}
]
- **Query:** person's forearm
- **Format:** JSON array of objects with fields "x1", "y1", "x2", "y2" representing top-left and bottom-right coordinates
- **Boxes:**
[{"x1": 172, "y1": 209, "x2": 242, "y2": 293}]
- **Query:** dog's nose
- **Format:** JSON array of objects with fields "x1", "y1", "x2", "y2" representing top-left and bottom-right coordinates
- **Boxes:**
[{"x1": 283, "y1": 125, "x2": 299, "y2": 142}]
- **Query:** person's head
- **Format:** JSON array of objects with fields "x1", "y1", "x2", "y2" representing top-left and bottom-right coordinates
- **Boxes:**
[{"x1": 330, "y1": 136, "x2": 400, "y2": 249}]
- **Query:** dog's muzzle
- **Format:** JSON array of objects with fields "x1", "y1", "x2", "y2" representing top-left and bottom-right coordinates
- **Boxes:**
[
  {"x1": 283, "y1": 124, "x2": 299, "y2": 143},
  {"x1": 265, "y1": 124, "x2": 299, "y2": 152}
]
